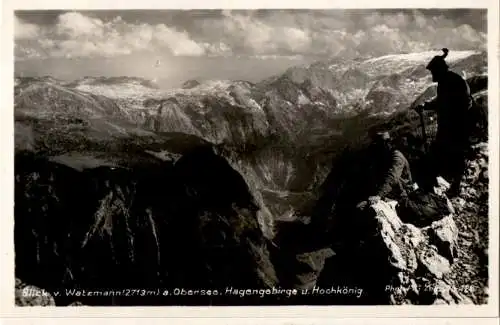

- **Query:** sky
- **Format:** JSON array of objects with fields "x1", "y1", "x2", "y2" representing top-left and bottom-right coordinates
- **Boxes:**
[{"x1": 14, "y1": 9, "x2": 487, "y2": 88}]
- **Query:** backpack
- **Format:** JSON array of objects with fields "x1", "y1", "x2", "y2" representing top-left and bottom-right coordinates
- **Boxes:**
[
  {"x1": 396, "y1": 189, "x2": 453, "y2": 227},
  {"x1": 467, "y1": 93, "x2": 488, "y2": 142}
]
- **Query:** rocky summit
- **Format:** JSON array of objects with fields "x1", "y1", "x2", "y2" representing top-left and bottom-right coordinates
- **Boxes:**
[{"x1": 14, "y1": 50, "x2": 489, "y2": 306}]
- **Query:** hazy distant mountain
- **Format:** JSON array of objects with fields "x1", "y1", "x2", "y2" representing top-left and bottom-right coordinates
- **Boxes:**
[
  {"x1": 182, "y1": 79, "x2": 201, "y2": 89},
  {"x1": 65, "y1": 76, "x2": 160, "y2": 89}
]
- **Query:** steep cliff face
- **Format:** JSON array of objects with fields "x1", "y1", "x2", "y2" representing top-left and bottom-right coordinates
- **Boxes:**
[{"x1": 15, "y1": 144, "x2": 277, "y2": 306}]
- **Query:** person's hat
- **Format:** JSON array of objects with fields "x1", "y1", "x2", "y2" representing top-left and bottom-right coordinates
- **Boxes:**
[{"x1": 426, "y1": 48, "x2": 449, "y2": 71}]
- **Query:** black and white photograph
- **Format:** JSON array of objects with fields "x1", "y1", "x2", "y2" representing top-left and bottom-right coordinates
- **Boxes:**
[{"x1": 10, "y1": 8, "x2": 494, "y2": 309}]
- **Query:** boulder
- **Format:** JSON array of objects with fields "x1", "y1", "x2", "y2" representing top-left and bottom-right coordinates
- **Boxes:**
[
  {"x1": 425, "y1": 215, "x2": 459, "y2": 263},
  {"x1": 68, "y1": 301, "x2": 86, "y2": 306},
  {"x1": 363, "y1": 199, "x2": 465, "y2": 304},
  {"x1": 15, "y1": 278, "x2": 56, "y2": 306},
  {"x1": 270, "y1": 221, "x2": 336, "y2": 292},
  {"x1": 293, "y1": 248, "x2": 336, "y2": 290}
]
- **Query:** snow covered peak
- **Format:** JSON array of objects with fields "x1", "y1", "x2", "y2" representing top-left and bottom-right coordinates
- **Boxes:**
[{"x1": 360, "y1": 50, "x2": 481, "y2": 76}]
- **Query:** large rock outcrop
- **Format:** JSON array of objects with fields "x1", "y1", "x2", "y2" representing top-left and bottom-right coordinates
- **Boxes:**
[
  {"x1": 311, "y1": 187, "x2": 472, "y2": 305},
  {"x1": 366, "y1": 199, "x2": 472, "y2": 304},
  {"x1": 311, "y1": 137, "x2": 489, "y2": 305}
]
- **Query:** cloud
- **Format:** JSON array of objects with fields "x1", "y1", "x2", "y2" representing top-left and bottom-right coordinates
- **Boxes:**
[
  {"x1": 217, "y1": 10, "x2": 486, "y2": 57},
  {"x1": 153, "y1": 24, "x2": 206, "y2": 56},
  {"x1": 55, "y1": 12, "x2": 105, "y2": 39},
  {"x1": 188, "y1": 9, "x2": 486, "y2": 60},
  {"x1": 14, "y1": 16, "x2": 40, "y2": 40},
  {"x1": 14, "y1": 12, "x2": 220, "y2": 59},
  {"x1": 14, "y1": 10, "x2": 486, "y2": 61},
  {"x1": 205, "y1": 11, "x2": 313, "y2": 55}
]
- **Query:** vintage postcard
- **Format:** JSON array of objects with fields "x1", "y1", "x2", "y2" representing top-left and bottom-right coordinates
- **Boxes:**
[{"x1": 1, "y1": 0, "x2": 498, "y2": 321}]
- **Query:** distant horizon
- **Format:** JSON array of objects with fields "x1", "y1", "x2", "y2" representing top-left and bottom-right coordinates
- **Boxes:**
[
  {"x1": 15, "y1": 48, "x2": 486, "y2": 90},
  {"x1": 14, "y1": 54, "x2": 317, "y2": 89},
  {"x1": 15, "y1": 9, "x2": 486, "y2": 86}
]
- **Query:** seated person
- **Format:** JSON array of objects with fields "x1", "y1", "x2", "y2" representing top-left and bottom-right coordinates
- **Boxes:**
[{"x1": 358, "y1": 131, "x2": 415, "y2": 208}]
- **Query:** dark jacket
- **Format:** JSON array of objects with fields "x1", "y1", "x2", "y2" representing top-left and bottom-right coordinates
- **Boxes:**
[
  {"x1": 423, "y1": 70, "x2": 472, "y2": 145},
  {"x1": 373, "y1": 150, "x2": 413, "y2": 199}
]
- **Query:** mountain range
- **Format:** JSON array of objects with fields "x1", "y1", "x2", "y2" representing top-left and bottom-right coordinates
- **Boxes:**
[
  {"x1": 14, "y1": 50, "x2": 487, "y2": 221},
  {"x1": 13, "y1": 49, "x2": 489, "y2": 305}
]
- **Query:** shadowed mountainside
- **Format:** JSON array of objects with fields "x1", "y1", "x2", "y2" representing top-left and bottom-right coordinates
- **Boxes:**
[{"x1": 15, "y1": 142, "x2": 279, "y2": 306}]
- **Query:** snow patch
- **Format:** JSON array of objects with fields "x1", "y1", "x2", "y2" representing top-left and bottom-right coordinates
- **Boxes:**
[
  {"x1": 364, "y1": 50, "x2": 479, "y2": 65},
  {"x1": 361, "y1": 50, "x2": 480, "y2": 76}
]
